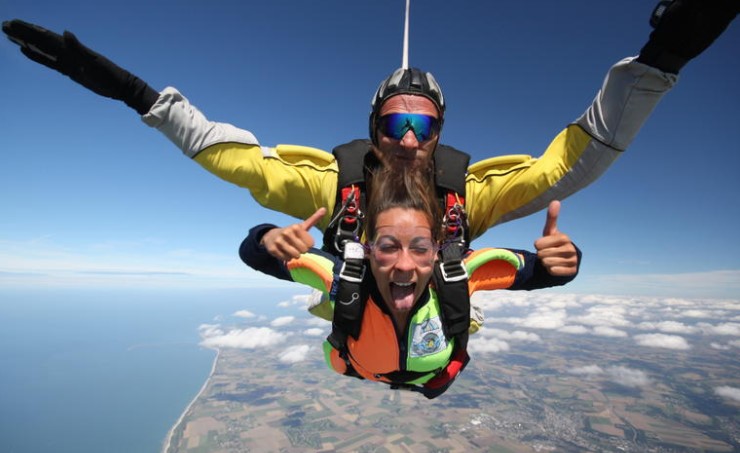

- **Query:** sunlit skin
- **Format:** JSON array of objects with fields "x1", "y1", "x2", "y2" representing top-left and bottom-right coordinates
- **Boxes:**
[
  {"x1": 373, "y1": 94, "x2": 440, "y2": 169},
  {"x1": 369, "y1": 207, "x2": 437, "y2": 327}
]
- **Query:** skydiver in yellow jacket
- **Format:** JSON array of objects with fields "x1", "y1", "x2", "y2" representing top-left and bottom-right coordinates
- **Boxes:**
[{"x1": 2, "y1": 1, "x2": 736, "y2": 242}]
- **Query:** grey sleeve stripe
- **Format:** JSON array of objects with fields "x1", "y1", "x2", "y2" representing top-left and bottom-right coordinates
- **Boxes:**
[
  {"x1": 576, "y1": 57, "x2": 678, "y2": 152},
  {"x1": 496, "y1": 58, "x2": 677, "y2": 227},
  {"x1": 141, "y1": 87, "x2": 260, "y2": 158},
  {"x1": 496, "y1": 138, "x2": 621, "y2": 226}
]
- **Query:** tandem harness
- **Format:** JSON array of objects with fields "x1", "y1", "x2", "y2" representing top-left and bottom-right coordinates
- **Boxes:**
[{"x1": 322, "y1": 139, "x2": 473, "y2": 398}]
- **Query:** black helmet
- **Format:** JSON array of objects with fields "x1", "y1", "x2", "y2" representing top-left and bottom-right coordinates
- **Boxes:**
[{"x1": 369, "y1": 67, "x2": 445, "y2": 144}]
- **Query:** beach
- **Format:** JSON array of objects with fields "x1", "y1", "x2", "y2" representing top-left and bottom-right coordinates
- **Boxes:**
[{"x1": 162, "y1": 347, "x2": 221, "y2": 453}]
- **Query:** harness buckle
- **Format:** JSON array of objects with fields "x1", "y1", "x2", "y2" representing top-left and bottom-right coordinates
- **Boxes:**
[
  {"x1": 440, "y1": 260, "x2": 468, "y2": 282},
  {"x1": 339, "y1": 242, "x2": 366, "y2": 283},
  {"x1": 328, "y1": 187, "x2": 364, "y2": 254},
  {"x1": 443, "y1": 194, "x2": 467, "y2": 247},
  {"x1": 438, "y1": 240, "x2": 468, "y2": 282}
]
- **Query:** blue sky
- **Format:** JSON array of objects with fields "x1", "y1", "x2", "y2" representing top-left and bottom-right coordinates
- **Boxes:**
[{"x1": 1, "y1": 0, "x2": 738, "y2": 298}]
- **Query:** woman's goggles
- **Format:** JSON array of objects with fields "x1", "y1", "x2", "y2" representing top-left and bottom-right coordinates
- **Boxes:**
[{"x1": 378, "y1": 113, "x2": 440, "y2": 142}]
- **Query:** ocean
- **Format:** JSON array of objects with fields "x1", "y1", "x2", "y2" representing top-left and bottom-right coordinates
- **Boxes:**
[{"x1": 0, "y1": 286, "x2": 300, "y2": 453}]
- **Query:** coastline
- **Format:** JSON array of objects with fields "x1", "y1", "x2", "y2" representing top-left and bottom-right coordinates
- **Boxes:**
[{"x1": 161, "y1": 346, "x2": 220, "y2": 453}]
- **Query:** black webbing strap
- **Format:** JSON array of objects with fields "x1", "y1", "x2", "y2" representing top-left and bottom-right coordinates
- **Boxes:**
[
  {"x1": 327, "y1": 242, "x2": 367, "y2": 350},
  {"x1": 433, "y1": 241, "x2": 471, "y2": 350}
]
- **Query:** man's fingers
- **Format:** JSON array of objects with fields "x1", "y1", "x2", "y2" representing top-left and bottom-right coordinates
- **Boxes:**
[
  {"x1": 544, "y1": 264, "x2": 577, "y2": 277},
  {"x1": 542, "y1": 200, "x2": 561, "y2": 236},
  {"x1": 20, "y1": 46, "x2": 58, "y2": 70},
  {"x1": 3, "y1": 19, "x2": 65, "y2": 68},
  {"x1": 300, "y1": 207, "x2": 327, "y2": 232},
  {"x1": 277, "y1": 222, "x2": 317, "y2": 257},
  {"x1": 538, "y1": 247, "x2": 579, "y2": 277},
  {"x1": 265, "y1": 232, "x2": 304, "y2": 261},
  {"x1": 3, "y1": 20, "x2": 61, "y2": 53},
  {"x1": 271, "y1": 243, "x2": 302, "y2": 261}
]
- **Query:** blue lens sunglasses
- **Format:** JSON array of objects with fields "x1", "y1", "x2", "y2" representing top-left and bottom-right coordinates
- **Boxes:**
[{"x1": 378, "y1": 113, "x2": 440, "y2": 142}]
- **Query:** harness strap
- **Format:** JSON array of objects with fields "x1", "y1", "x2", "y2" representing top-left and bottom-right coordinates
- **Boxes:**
[
  {"x1": 433, "y1": 242, "x2": 471, "y2": 349},
  {"x1": 327, "y1": 242, "x2": 367, "y2": 347}
]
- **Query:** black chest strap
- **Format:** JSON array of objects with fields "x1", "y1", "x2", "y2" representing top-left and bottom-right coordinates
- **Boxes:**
[
  {"x1": 432, "y1": 241, "x2": 471, "y2": 352},
  {"x1": 327, "y1": 242, "x2": 368, "y2": 351}
]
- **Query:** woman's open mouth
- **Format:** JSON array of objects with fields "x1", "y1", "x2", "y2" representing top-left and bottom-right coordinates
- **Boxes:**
[{"x1": 390, "y1": 281, "x2": 416, "y2": 311}]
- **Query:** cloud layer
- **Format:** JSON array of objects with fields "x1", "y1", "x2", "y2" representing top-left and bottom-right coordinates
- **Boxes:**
[{"x1": 195, "y1": 290, "x2": 739, "y2": 401}]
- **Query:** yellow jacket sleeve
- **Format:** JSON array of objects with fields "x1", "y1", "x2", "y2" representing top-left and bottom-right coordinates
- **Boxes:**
[
  {"x1": 194, "y1": 144, "x2": 339, "y2": 230},
  {"x1": 464, "y1": 58, "x2": 676, "y2": 240},
  {"x1": 143, "y1": 87, "x2": 339, "y2": 230}
]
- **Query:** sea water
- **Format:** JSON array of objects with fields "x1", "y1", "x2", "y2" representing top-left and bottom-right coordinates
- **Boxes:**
[{"x1": 0, "y1": 286, "x2": 299, "y2": 453}]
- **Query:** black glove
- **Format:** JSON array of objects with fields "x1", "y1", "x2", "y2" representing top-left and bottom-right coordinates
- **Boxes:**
[
  {"x1": 637, "y1": 0, "x2": 738, "y2": 74},
  {"x1": 2, "y1": 19, "x2": 159, "y2": 115}
]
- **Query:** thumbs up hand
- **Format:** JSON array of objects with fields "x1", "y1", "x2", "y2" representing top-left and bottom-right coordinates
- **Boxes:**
[
  {"x1": 260, "y1": 208, "x2": 327, "y2": 261},
  {"x1": 534, "y1": 201, "x2": 579, "y2": 277}
]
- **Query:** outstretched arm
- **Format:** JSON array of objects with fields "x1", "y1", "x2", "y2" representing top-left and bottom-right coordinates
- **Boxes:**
[
  {"x1": 2, "y1": 19, "x2": 339, "y2": 229},
  {"x1": 2, "y1": 19, "x2": 158, "y2": 114},
  {"x1": 465, "y1": 0, "x2": 737, "y2": 238}
]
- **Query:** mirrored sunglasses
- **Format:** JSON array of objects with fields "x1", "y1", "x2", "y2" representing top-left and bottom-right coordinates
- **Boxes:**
[{"x1": 378, "y1": 113, "x2": 440, "y2": 142}]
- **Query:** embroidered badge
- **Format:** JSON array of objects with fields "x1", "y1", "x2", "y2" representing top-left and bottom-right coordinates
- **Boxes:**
[{"x1": 410, "y1": 316, "x2": 447, "y2": 357}]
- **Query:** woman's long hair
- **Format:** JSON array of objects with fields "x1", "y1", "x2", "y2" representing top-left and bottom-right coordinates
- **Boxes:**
[{"x1": 365, "y1": 164, "x2": 443, "y2": 243}]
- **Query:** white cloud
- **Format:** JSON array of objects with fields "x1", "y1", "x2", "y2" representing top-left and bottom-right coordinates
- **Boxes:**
[
  {"x1": 698, "y1": 322, "x2": 740, "y2": 336},
  {"x1": 519, "y1": 309, "x2": 567, "y2": 330},
  {"x1": 468, "y1": 337, "x2": 510, "y2": 354},
  {"x1": 539, "y1": 294, "x2": 582, "y2": 310},
  {"x1": 572, "y1": 305, "x2": 630, "y2": 328},
  {"x1": 305, "y1": 317, "x2": 330, "y2": 327},
  {"x1": 558, "y1": 325, "x2": 589, "y2": 334},
  {"x1": 715, "y1": 386, "x2": 740, "y2": 403},
  {"x1": 278, "y1": 344, "x2": 312, "y2": 363},
  {"x1": 494, "y1": 316, "x2": 527, "y2": 326},
  {"x1": 592, "y1": 326, "x2": 628, "y2": 338},
  {"x1": 277, "y1": 293, "x2": 315, "y2": 308},
  {"x1": 199, "y1": 326, "x2": 286, "y2": 349},
  {"x1": 198, "y1": 324, "x2": 224, "y2": 338},
  {"x1": 569, "y1": 365, "x2": 604, "y2": 375},
  {"x1": 710, "y1": 342, "x2": 731, "y2": 350},
  {"x1": 633, "y1": 333, "x2": 691, "y2": 350},
  {"x1": 680, "y1": 309, "x2": 716, "y2": 319},
  {"x1": 662, "y1": 298, "x2": 695, "y2": 307},
  {"x1": 304, "y1": 328, "x2": 325, "y2": 337},
  {"x1": 636, "y1": 321, "x2": 697, "y2": 334},
  {"x1": 477, "y1": 328, "x2": 541, "y2": 342},
  {"x1": 473, "y1": 292, "x2": 533, "y2": 312},
  {"x1": 233, "y1": 310, "x2": 255, "y2": 319},
  {"x1": 270, "y1": 316, "x2": 295, "y2": 327},
  {"x1": 606, "y1": 366, "x2": 650, "y2": 388}
]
